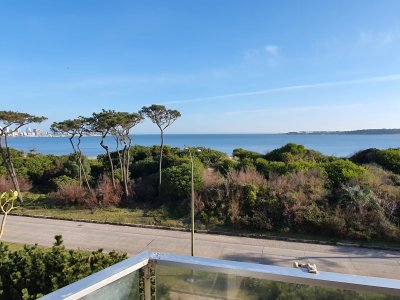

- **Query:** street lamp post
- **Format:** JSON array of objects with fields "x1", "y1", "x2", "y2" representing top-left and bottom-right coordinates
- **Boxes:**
[{"x1": 186, "y1": 146, "x2": 201, "y2": 257}]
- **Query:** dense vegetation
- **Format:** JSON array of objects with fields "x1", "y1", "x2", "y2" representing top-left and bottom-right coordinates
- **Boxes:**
[
  {"x1": 1, "y1": 143, "x2": 400, "y2": 243},
  {"x1": 0, "y1": 236, "x2": 127, "y2": 299}
]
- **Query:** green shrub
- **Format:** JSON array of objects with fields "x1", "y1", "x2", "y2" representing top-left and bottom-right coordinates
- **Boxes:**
[
  {"x1": 191, "y1": 147, "x2": 228, "y2": 167},
  {"x1": 0, "y1": 236, "x2": 127, "y2": 300},
  {"x1": 52, "y1": 175, "x2": 77, "y2": 188},
  {"x1": 16, "y1": 153, "x2": 92, "y2": 188},
  {"x1": 129, "y1": 145, "x2": 153, "y2": 161},
  {"x1": 238, "y1": 157, "x2": 256, "y2": 171},
  {"x1": 21, "y1": 155, "x2": 57, "y2": 184},
  {"x1": 162, "y1": 162, "x2": 203, "y2": 203},
  {"x1": 255, "y1": 158, "x2": 287, "y2": 176},
  {"x1": 197, "y1": 170, "x2": 227, "y2": 224},
  {"x1": 217, "y1": 159, "x2": 239, "y2": 175},
  {"x1": 226, "y1": 169, "x2": 269, "y2": 226},
  {"x1": 88, "y1": 159, "x2": 105, "y2": 181},
  {"x1": 336, "y1": 185, "x2": 400, "y2": 241},
  {"x1": 62, "y1": 154, "x2": 91, "y2": 180},
  {"x1": 232, "y1": 148, "x2": 263, "y2": 160},
  {"x1": 131, "y1": 158, "x2": 158, "y2": 178},
  {"x1": 242, "y1": 184, "x2": 258, "y2": 208},
  {"x1": 132, "y1": 174, "x2": 159, "y2": 203},
  {"x1": 162, "y1": 153, "x2": 191, "y2": 169},
  {"x1": 350, "y1": 148, "x2": 379, "y2": 164},
  {"x1": 351, "y1": 148, "x2": 400, "y2": 175},
  {"x1": 255, "y1": 158, "x2": 319, "y2": 176},
  {"x1": 265, "y1": 143, "x2": 326, "y2": 162},
  {"x1": 376, "y1": 148, "x2": 400, "y2": 174},
  {"x1": 339, "y1": 185, "x2": 380, "y2": 212},
  {"x1": 251, "y1": 197, "x2": 284, "y2": 230},
  {"x1": 359, "y1": 165, "x2": 400, "y2": 226},
  {"x1": 149, "y1": 145, "x2": 180, "y2": 160},
  {"x1": 323, "y1": 160, "x2": 367, "y2": 187}
]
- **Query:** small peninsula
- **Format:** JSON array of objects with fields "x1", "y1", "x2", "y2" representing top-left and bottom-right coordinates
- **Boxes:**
[{"x1": 287, "y1": 129, "x2": 400, "y2": 135}]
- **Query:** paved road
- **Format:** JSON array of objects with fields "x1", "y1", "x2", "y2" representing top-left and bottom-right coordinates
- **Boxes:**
[{"x1": 2, "y1": 215, "x2": 400, "y2": 279}]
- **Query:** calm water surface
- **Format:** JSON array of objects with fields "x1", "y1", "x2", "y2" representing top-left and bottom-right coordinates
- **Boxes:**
[{"x1": 8, "y1": 134, "x2": 400, "y2": 157}]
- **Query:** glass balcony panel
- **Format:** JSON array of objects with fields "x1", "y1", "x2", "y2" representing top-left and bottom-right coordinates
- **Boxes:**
[
  {"x1": 155, "y1": 265, "x2": 400, "y2": 300},
  {"x1": 80, "y1": 270, "x2": 139, "y2": 300}
]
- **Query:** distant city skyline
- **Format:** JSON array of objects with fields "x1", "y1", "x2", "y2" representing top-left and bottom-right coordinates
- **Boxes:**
[{"x1": 1, "y1": 1, "x2": 400, "y2": 133}]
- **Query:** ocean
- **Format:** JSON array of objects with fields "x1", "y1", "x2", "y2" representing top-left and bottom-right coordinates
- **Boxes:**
[{"x1": 7, "y1": 134, "x2": 400, "y2": 158}]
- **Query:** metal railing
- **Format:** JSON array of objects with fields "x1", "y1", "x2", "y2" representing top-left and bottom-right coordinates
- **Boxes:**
[{"x1": 40, "y1": 251, "x2": 400, "y2": 299}]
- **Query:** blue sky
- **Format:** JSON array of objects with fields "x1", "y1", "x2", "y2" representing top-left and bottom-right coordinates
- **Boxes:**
[{"x1": 1, "y1": 0, "x2": 400, "y2": 133}]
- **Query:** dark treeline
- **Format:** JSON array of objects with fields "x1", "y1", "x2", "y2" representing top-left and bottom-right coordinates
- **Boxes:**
[{"x1": 1, "y1": 142, "x2": 400, "y2": 242}]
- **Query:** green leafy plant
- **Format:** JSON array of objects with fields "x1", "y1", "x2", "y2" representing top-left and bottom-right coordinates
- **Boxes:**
[{"x1": 0, "y1": 191, "x2": 18, "y2": 240}]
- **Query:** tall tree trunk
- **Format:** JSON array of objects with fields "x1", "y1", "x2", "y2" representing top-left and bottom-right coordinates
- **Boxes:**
[
  {"x1": 78, "y1": 163, "x2": 82, "y2": 187},
  {"x1": 125, "y1": 135, "x2": 133, "y2": 198},
  {"x1": 122, "y1": 144, "x2": 129, "y2": 197},
  {"x1": 100, "y1": 133, "x2": 116, "y2": 189},
  {"x1": 158, "y1": 130, "x2": 164, "y2": 195},
  {"x1": 68, "y1": 135, "x2": 82, "y2": 186},
  {"x1": 3, "y1": 134, "x2": 22, "y2": 203},
  {"x1": 77, "y1": 134, "x2": 91, "y2": 191},
  {"x1": 119, "y1": 131, "x2": 130, "y2": 198},
  {"x1": 115, "y1": 136, "x2": 124, "y2": 187}
]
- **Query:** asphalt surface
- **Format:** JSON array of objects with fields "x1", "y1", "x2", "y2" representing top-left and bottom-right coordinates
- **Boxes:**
[{"x1": 2, "y1": 215, "x2": 400, "y2": 279}]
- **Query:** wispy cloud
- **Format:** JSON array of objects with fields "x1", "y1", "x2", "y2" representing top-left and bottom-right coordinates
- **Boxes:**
[
  {"x1": 358, "y1": 30, "x2": 399, "y2": 48},
  {"x1": 264, "y1": 45, "x2": 279, "y2": 56},
  {"x1": 244, "y1": 44, "x2": 280, "y2": 64},
  {"x1": 225, "y1": 103, "x2": 363, "y2": 116},
  {"x1": 244, "y1": 49, "x2": 259, "y2": 60},
  {"x1": 163, "y1": 74, "x2": 400, "y2": 105},
  {"x1": 318, "y1": 29, "x2": 400, "y2": 53}
]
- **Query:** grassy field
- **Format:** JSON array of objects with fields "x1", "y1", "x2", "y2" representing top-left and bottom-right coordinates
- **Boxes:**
[
  {"x1": 1, "y1": 240, "x2": 47, "y2": 252},
  {"x1": 15, "y1": 192, "x2": 185, "y2": 227},
  {"x1": 13, "y1": 192, "x2": 400, "y2": 250},
  {"x1": 2, "y1": 241, "x2": 27, "y2": 252}
]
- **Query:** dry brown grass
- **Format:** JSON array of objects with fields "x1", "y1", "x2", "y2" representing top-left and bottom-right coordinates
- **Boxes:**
[
  {"x1": 51, "y1": 175, "x2": 122, "y2": 208},
  {"x1": 51, "y1": 183, "x2": 90, "y2": 206},
  {"x1": 95, "y1": 175, "x2": 122, "y2": 207},
  {"x1": 201, "y1": 169, "x2": 225, "y2": 187},
  {"x1": 229, "y1": 196, "x2": 240, "y2": 226},
  {"x1": 0, "y1": 176, "x2": 32, "y2": 192},
  {"x1": 354, "y1": 165, "x2": 400, "y2": 226},
  {"x1": 198, "y1": 169, "x2": 269, "y2": 226},
  {"x1": 226, "y1": 169, "x2": 267, "y2": 187},
  {"x1": 269, "y1": 168, "x2": 328, "y2": 224},
  {"x1": 269, "y1": 168, "x2": 327, "y2": 202}
]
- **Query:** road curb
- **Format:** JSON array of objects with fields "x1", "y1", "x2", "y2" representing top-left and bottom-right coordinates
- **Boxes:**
[{"x1": 11, "y1": 213, "x2": 400, "y2": 252}]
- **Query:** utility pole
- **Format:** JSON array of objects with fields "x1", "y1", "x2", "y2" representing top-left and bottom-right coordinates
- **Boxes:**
[{"x1": 186, "y1": 146, "x2": 201, "y2": 257}]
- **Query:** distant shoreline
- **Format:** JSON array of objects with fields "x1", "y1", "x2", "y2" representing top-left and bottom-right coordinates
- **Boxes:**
[
  {"x1": 286, "y1": 129, "x2": 400, "y2": 135},
  {"x1": 3, "y1": 133, "x2": 399, "y2": 157},
  {"x1": 7, "y1": 129, "x2": 400, "y2": 138}
]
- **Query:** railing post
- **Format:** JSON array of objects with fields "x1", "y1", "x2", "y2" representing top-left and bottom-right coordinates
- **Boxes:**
[{"x1": 143, "y1": 260, "x2": 156, "y2": 300}]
